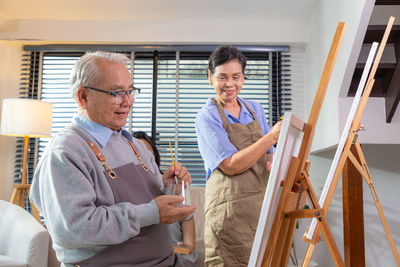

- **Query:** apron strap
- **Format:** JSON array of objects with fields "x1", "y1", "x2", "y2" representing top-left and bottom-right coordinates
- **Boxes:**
[
  {"x1": 239, "y1": 99, "x2": 259, "y2": 124},
  {"x1": 213, "y1": 98, "x2": 230, "y2": 130},
  {"x1": 87, "y1": 141, "x2": 118, "y2": 179},
  {"x1": 126, "y1": 140, "x2": 149, "y2": 171},
  {"x1": 71, "y1": 125, "x2": 149, "y2": 178},
  {"x1": 213, "y1": 97, "x2": 259, "y2": 130},
  {"x1": 70, "y1": 125, "x2": 117, "y2": 179}
]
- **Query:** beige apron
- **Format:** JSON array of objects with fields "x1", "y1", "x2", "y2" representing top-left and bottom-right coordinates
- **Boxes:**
[{"x1": 204, "y1": 98, "x2": 270, "y2": 267}]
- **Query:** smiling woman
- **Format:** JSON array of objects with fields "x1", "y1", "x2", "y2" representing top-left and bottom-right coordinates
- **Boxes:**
[
  {"x1": 209, "y1": 59, "x2": 245, "y2": 117},
  {"x1": 196, "y1": 45, "x2": 284, "y2": 266}
]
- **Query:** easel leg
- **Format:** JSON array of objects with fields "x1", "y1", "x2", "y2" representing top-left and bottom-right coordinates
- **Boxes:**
[
  {"x1": 302, "y1": 243, "x2": 315, "y2": 267},
  {"x1": 353, "y1": 141, "x2": 400, "y2": 266},
  {"x1": 19, "y1": 190, "x2": 26, "y2": 208},
  {"x1": 320, "y1": 219, "x2": 345, "y2": 267},
  {"x1": 299, "y1": 173, "x2": 344, "y2": 267},
  {"x1": 279, "y1": 188, "x2": 308, "y2": 267},
  {"x1": 271, "y1": 217, "x2": 292, "y2": 267},
  {"x1": 302, "y1": 220, "x2": 344, "y2": 267},
  {"x1": 343, "y1": 144, "x2": 365, "y2": 267},
  {"x1": 10, "y1": 187, "x2": 19, "y2": 206},
  {"x1": 10, "y1": 185, "x2": 41, "y2": 222},
  {"x1": 279, "y1": 218, "x2": 298, "y2": 267},
  {"x1": 10, "y1": 186, "x2": 26, "y2": 209}
]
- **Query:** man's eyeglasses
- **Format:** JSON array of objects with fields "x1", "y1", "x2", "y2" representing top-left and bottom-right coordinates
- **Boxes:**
[{"x1": 85, "y1": 86, "x2": 141, "y2": 105}]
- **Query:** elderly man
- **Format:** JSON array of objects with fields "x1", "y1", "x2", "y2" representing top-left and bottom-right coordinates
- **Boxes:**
[{"x1": 30, "y1": 51, "x2": 196, "y2": 267}]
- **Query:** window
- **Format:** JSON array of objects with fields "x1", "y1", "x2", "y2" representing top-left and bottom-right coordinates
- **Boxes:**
[{"x1": 15, "y1": 45, "x2": 291, "y2": 204}]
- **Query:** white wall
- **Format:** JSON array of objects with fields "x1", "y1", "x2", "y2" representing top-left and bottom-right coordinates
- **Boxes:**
[
  {"x1": 340, "y1": 97, "x2": 400, "y2": 144},
  {"x1": 0, "y1": 19, "x2": 310, "y2": 44},
  {"x1": 290, "y1": 45, "x2": 307, "y2": 122},
  {"x1": 0, "y1": 42, "x2": 22, "y2": 200}
]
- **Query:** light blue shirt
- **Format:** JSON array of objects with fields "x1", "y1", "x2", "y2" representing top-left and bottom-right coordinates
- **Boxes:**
[
  {"x1": 195, "y1": 97, "x2": 273, "y2": 179},
  {"x1": 74, "y1": 114, "x2": 133, "y2": 146}
]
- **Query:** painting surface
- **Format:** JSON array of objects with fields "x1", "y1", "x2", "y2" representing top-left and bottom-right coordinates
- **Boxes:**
[
  {"x1": 306, "y1": 42, "x2": 378, "y2": 241},
  {"x1": 249, "y1": 112, "x2": 305, "y2": 267}
]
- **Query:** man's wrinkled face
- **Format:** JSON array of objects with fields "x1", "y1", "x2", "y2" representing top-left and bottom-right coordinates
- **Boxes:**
[{"x1": 80, "y1": 60, "x2": 134, "y2": 130}]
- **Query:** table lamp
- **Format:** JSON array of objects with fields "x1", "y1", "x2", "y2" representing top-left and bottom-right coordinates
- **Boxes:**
[{"x1": 1, "y1": 98, "x2": 53, "y2": 221}]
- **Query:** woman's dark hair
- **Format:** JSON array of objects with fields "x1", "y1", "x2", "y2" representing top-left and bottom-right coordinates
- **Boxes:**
[
  {"x1": 208, "y1": 45, "x2": 247, "y2": 76},
  {"x1": 132, "y1": 131, "x2": 161, "y2": 170}
]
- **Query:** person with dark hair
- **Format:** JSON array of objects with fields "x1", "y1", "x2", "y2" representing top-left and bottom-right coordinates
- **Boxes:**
[
  {"x1": 30, "y1": 51, "x2": 197, "y2": 267},
  {"x1": 132, "y1": 131, "x2": 161, "y2": 170},
  {"x1": 195, "y1": 45, "x2": 283, "y2": 266},
  {"x1": 133, "y1": 131, "x2": 198, "y2": 263}
]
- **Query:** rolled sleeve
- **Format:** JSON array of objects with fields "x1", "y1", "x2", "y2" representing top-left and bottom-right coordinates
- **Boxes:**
[
  {"x1": 195, "y1": 110, "x2": 237, "y2": 179},
  {"x1": 253, "y1": 103, "x2": 274, "y2": 154},
  {"x1": 136, "y1": 200, "x2": 160, "y2": 227},
  {"x1": 195, "y1": 98, "x2": 275, "y2": 179}
]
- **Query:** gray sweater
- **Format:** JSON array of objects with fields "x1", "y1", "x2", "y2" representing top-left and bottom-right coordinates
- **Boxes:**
[{"x1": 30, "y1": 116, "x2": 163, "y2": 265}]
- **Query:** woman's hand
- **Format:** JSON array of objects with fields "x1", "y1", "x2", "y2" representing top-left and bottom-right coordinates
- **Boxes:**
[
  {"x1": 266, "y1": 153, "x2": 274, "y2": 172},
  {"x1": 162, "y1": 162, "x2": 192, "y2": 187},
  {"x1": 177, "y1": 241, "x2": 194, "y2": 254},
  {"x1": 268, "y1": 120, "x2": 283, "y2": 144}
]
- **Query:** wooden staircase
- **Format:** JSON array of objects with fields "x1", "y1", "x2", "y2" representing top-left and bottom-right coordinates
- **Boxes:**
[{"x1": 349, "y1": 0, "x2": 400, "y2": 123}]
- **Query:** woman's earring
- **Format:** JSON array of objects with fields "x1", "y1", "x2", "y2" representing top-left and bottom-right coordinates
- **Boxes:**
[{"x1": 210, "y1": 81, "x2": 212, "y2": 85}]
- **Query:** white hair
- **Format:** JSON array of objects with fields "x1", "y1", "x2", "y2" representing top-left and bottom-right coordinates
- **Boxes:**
[{"x1": 70, "y1": 51, "x2": 131, "y2": 102}]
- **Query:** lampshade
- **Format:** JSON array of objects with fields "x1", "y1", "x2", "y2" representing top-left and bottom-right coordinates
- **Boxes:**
[{"x1": 0, "y1": 98, "x2": 53, "y2": 138}]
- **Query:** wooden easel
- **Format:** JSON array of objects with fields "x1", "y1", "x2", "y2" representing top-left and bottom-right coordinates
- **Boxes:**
[
  {"x1": 302, "y1": 16, "x2": 400, "y2": 266},
  {"x1": 9, "y1": 136, "x2": 41, "y2": 222},
  {"x1": 259, "y1": 22, "x2": 347, "y2": 267}
]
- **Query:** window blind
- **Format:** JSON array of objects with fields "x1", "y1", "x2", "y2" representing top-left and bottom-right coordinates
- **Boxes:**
[
  {"x1": 14, "y1": 51, "x2": 42, "y2": 211},
  {"x1": 16, "y1": 45, "x2": 292, "y2": 190}
]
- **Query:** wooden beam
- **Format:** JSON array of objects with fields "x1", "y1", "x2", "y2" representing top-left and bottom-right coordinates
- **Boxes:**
[
  {"x1": 394, "y1": 36, "x2": 400, "y2": 62},
  {"x1": 343, "y1": 144, "x2": 365, "y2": 267},
  {"x1": 284, "y1": 209, "x2": 324, "y2": 219},
  {"x1": 363, "y1": 25, "x2": 400, "y2": 44},
  {"x1": 375, "y1": 0, "x2": 400, "y2": 5},
  {"x1": 385, "y1": 58, "x2": 400, "y2": 122},
  {"x1": 348, "y1": 63, "x2": 395, "y2": 97}
]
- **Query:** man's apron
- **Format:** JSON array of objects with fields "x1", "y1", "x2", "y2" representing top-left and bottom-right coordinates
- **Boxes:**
[
  {"x1": 70, "y1": 127, "x2": 194, "y2": 267},
  {"x1": 204, "y1": 98, "x2": 270, "y2": 266}
]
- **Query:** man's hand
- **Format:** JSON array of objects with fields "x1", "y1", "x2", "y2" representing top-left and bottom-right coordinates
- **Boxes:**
[
  {"x1": 162, "y1": 162, "x2": 192, "y2": 187},
  {"x1": 154, "y1": 195, "x2": 196, "y2": 224}
]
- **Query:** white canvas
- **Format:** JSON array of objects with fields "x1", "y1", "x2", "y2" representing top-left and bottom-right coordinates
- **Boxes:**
[
  {"x1": 306, "y1": 42, "x2": 379, "y2": 241},
  {"x1": 249, "y1": 112, "x2": 306, "y2": 267}
]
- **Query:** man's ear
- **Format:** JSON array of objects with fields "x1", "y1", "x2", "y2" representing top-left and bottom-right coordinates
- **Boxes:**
[
  {"x1": 77, "y1": 86, "x2": 88, "y2": 108},
  {"x1": 208, "y1": 70, "x2": 213, "y2": 85}
]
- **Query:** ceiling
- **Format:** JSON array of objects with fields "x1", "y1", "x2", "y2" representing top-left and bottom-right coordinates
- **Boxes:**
[{"x1": 0, "y1": 0, "x2": 319, "y2": 21}]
